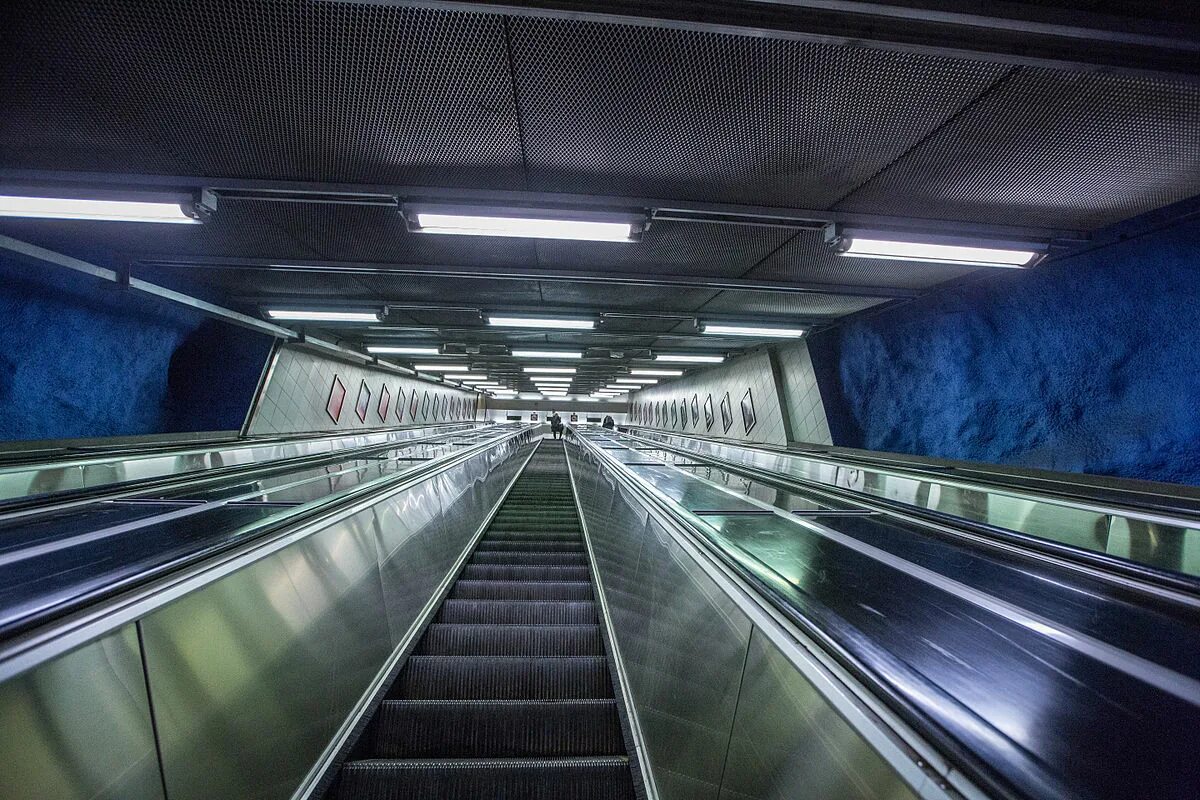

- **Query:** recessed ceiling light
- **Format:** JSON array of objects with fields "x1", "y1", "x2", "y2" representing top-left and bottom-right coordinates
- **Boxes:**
[
  {"x1": 829, "y1": 227, "x2": 1044, "y2": 268},
  {"x1": 701, "y1": 324, "x2": 806, "y2": 338},
  {"x1": 0, "y1": 195, "x2": 200, "y2": 224},
  {"x1": 654, "y1": 354, "x2": 724, "y2": 364},
  {"x1": 488, "y1": 316, "x2": 595, "y2": 330},
  {"x1": 404, "y1": 204, "x2": 644, "y2": 243},
  {"x1": 266, "y1": 309, "x2": 380, "y2": 323},
  {"x1": 512, "y1": 350, "x2": 583, "y2": 359},
  {"x1": 365, "y1": 345, "x2": 441, "y2": 355}
]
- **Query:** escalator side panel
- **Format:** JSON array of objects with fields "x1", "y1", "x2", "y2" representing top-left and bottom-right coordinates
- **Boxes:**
[{"x1": 567, "y1": 440, "x2": 921, "y2": 800}]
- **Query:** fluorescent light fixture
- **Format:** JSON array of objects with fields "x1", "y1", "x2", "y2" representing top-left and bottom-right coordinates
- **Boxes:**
[
  {"x1": 579, "y1": 397, "x2": 598, "y2": 402},
  {"x1": 457, "y1": 377, "x2": 492, "y2": 383},
  {"x1": 523, "y1": 367, "x2": 577, "y2": 374},
  {"x1": 702, "y1": 324, "x2": 806, "y2": 338},
  {"x1": 0, "y1": 195, "x2": 200, "y2": 224},
  {"x1": 654, "y1": 353, "x2": 725, "y2": 364},
  {"x1": 365, "y1": 345, "x2": 441, "y2": 355},
  {"x1": 520, "y1": 393, "x2": 543, "y2": 400},
  {"x1": 488, "y1": 316, "x2": 595, "y2": 330},
  {"x1": 630, "y1": 369, "x2": 683, "y2": 376},
  {"x1": 413, "y1": 364, "x2": 470, "y2": 372},
  {"x1": 533, "y1": 379, "x2": 572, "y2": 384},
  {"x1": 405, "y1": 204, "x2": 643, "y2": 243},
  {"x1": 828, "y1": 227, "x2": 1044, "y2": 268},
  {"x1": 615, "y1": 379, "x2": 657, "y2": 385},
  {"x1": 508, "y1": 352, "x2": 583, "y2": 362},
  {"x1": 266, "y1": 309, "x2": 380, "y2": 323}
]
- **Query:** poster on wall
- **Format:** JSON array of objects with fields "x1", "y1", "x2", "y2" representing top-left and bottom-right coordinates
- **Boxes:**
[
  {"x1": 531, "y1": 412, "x2": 539, "y2": 422},
  {"x1": 410, "y1": 389, "x2": 419, "y2": 420},
  {"x1": 691, "y1": 394, "x2": 700, "y2": 427},
  {"x1": 653, "y1": 402, "x2": 660, "y2": 426},
  {"x1": 703, "y1": 394, "x2": 714, "y2": 430},
  {"x1": 720, "y1": 392, "x2": 733, "y2": 433},
  {"x1": 421, "y1": 391, "x2": 430, "y2": 420},
  {"x1": 378, "y1": 385, "x2": 391, "y2": 422},
  {"x1": 355, "y1": 381, "x2": 372, "y2": 423},
  {"x1": 741, "y1": 388, "x2": 756, "y2": 433},
  {"x1": 670, "y1": 400, "x2": 678, "y2": 427},
  {"x1": 396, "y1": 387, "x2": 407, "y2": 422},
  {"x1": 326, "y1": 376, "x2": 347, "y2": 423},
  {"x1": 433, "y1": 395, "x2": 442, "y2": 419}
]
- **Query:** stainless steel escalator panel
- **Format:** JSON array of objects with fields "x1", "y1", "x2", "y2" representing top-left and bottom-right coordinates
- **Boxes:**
[
  {"x1": 0, "y1": 625, "x2": 163, "y2": 800},
  {"x1": 720, "y1": 629, "x2": 919, "y2": 800},
  {"x1": 570, "y1": 447, "x2": 752, "y2": 800},
  {"x1": 374, "y1": 478, "x2": 450, "y2": 647},
  {"x1": 627, "y1": 465, "x2": 763, "y2": 515}
]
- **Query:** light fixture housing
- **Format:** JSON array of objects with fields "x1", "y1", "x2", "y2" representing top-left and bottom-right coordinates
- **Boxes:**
[
  {"x1": 826, "y1": 226, "x2": 1045, "y2": 268},
  {"x1": 488, "y1": 316, "x2": 595, "y2": 330},
  {"x1": 413, "y1": 364, "x2": 470, "y2": 372},
  {"x1": 365, "y1": 345, "x2": 441, "y2": 355},
  {"x1": 0, "y1": 195, "x2": 201, "y2": 224},
  {"x1": 266, "y1": 309, "x2": 381, "y2": 323},
  {"x1": 630, "y1": 369, "x2": 683, "y2": 376},
  {"x1": 654, "y1": 353, "x2": 725, "y2": 364},
  {"x1": 404, "y1": 204, "x2": 645, "y2": 243},
  {"x1": 615, "y1": 379, "x2": 657, "y2": 385},
  {"x1": 702, "y1": 324, "x2": 806, "y2": 338},
  {"x1": 512, "y1": 350, "x2": 583, "y2": 359},
  {"x1": 523, "y1": 367, "x2": 577, "y2": 374}
]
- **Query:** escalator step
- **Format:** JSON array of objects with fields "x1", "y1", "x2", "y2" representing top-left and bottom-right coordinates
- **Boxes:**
[
  {"x1": 393, "y1": 656, "x2": 612, "y2": 700},
  {"x1": 483, "y1": 532, "x2": 582, "y2": 542},
  {"x1": 470, "y1": 552, "x2": 587, "y2": 566},
  {"x1": 336, "y1": 756, "x2": 635, "y2": 800},
  {"x1": 461, "y1": 564, "x2": 590, "y2": 581},
  {"x1": 473, "y1": 541, "x2": 584, "y2": 553},
  {"x1": 372, "y1": 699, "x2": 623, "y2": 758},
  {"x1": 415, "y1": 624, "x2": 603, "y2": 656},
  {"x1": 450, "y1": 580, "x2": 593, "y2": 602},
  {"x1": 435, "y1": 600, "x2": 597, "y2": 625}
]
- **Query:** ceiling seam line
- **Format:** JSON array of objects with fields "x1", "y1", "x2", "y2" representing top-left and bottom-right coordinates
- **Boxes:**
[
  {"x1": 501, "y1": 15, "x2": 532, "y2": 190},
  {"x1": 693, "y1": 229, "x2": 808, "y2": 312},
  {"x1": 824, "y1": 65, "x2": 1025, "y2": 213}
]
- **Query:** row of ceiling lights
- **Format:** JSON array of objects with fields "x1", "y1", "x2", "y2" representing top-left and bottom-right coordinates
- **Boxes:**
[{"x1": 0, "y1": 194, "x2": 1049, "y2": 269}]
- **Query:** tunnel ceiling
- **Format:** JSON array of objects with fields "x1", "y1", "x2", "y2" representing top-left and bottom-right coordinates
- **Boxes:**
[{"x1": 1, "y1": 0, "x2": 1198, "y2": 394}]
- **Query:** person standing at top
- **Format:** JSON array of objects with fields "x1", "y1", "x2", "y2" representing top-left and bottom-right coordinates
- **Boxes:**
[
  {"x1": 550, "y1": 410, "x2": 563, "y2": 439},
  {"x1": 602, "y1": 415, "x2": 615, "y2": 430}
]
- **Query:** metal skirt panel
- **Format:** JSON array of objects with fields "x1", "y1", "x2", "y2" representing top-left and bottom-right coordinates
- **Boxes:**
[
  {"x1": 0, "y1": 624, "x2": 163, "y2": 800},
  {"x1": 568, "y1": 441, "x2": 922, "y2": 800},
  {"x1": 136, "y1": 433, "x2": 528, "y2": 800}
]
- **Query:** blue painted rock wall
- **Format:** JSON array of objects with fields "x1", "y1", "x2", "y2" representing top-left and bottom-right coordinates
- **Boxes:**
[
  {"x1": 0, "y1": 253, "x2": 272, "y2": 441},
  {"x1": 811, "y1": 218, "x2": 1200, "y2": 485}
]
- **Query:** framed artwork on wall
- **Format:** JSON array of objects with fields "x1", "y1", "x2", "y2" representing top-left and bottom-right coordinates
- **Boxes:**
[
  {"x1": 654, "y1": 402, "x2": 660, "y2": 426},
  {"x1": 410, "y1": 389, "x2": 419, "y2": 420},
  {"x1": 741, "y1": 388, "x2": 756, "y2": 433},
  {"x1": 396, "y1": 387, "x2": 406, "y2": 422},
  {"x1": 691, "y1": 394, "x2": 700, "y2": 427},
  {"x1": 326, "y1": 376, "x2": 347, "y2": 424},
  {"x1": 354, "y1": 380, "x2": 372, "y2": 423},
  {"x1": 378, "y1": 385, "x2": 391, "y2": 422},
  {"x1": 433, "y1": 394, "x2": 442, "y2": 419},
  {"x1": 421, "y1": 391, "x2": 430, "y2": 420},
  {"x1": 670, "y1": 400, "x2": 678, "y2": 427},
  {"x1": 704, "y1": 394, "x2": 714, "y2": 430},
  {"x1": 720, "y1": 392, "x2": 733, "y2": 433}
]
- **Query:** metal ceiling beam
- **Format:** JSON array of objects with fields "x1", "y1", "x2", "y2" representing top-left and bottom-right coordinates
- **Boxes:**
[
  {"x1": 146, "y1": 256, "x2": 919, "y2": 300},
  {"x1": 330, "y1": 0, "x2": 1200, "y2": 82},
  {"x1": 0, "y1": 169, "x2": 1088, "y2": 241}
]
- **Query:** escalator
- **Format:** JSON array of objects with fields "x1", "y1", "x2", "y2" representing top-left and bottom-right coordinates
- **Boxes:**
[{"x1": 332, "y1": 440, "x2": 639, "y2": 799}]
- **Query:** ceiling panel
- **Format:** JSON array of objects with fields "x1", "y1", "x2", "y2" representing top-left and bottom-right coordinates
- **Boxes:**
[
  {"x1": 0, "y1": 0, "x2": 525, "y2": 187},
  {"x1": 534, "y1": 220, "x2": 792, "y2": 277},
  {"x1": 509, "y1": 16, "x2": 1008, "y2": 208},
  {"x1": 535, "y1": 281, "x2": 719, "y2": 312},
  {"x1": 835, "y1": 68, "x2": 1200, "y2": 229},
  {"x1": 697, "y1": 290, "x2": 888, "y2": 318}
]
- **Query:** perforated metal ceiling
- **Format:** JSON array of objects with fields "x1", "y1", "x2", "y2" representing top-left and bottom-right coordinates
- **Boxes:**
[{"x1": 1, "y1": 0, "x2": 1198, "y2": 376}]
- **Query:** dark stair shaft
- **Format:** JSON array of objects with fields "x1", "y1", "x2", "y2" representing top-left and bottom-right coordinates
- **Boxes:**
[{"x1": 335, "y1": 442, "x2": 637, "y2": 799}]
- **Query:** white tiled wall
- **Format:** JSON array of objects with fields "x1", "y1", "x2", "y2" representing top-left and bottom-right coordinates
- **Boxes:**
[
  {"x1": 630, "y1": 351, "x2": 788, "y2": 445},
  {"x1": 775, "y1": 341, "x2": 833, "y2": 445},
  {"x1": 629, "y1": 342, "x2": 832, "y2": 446},
  {"x1": 246, "y1": 345, "x2": 481, "y2": 435}
]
